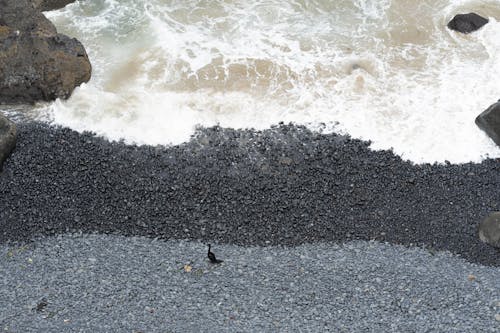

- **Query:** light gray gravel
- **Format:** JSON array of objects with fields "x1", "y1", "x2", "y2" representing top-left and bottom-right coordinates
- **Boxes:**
[{"x1": 0, "y1": 234, "x2": 499, "y2": 333}]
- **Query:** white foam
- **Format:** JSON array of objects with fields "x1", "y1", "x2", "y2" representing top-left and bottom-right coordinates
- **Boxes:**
[{"x1": 38, "y1": 0, "x2": 500, "y2": 163}]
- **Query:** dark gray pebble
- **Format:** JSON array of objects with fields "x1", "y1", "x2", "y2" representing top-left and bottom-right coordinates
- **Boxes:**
[{"x1": 0, "y1": 122, "x2": 499, "y2": 266}]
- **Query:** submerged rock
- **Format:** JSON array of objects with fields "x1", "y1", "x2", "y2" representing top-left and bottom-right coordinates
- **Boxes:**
[
  {"x1": 0, "y1": 0, "x2": 91, "y2": 103},
  {"x1": 0, "y1": 114, "x2": 16, "y2": 171},
  {"x1": 479, "y1": 212, "x2": 500, "y2": 248},
  {"x1": 447, "y1": 13, "x2": 488, "y2": 34},
  {"x1": 475, "y1": 100, "x2": 500, "y2": 147}
]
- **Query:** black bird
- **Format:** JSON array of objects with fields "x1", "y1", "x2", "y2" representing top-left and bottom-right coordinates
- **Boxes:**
[{"x1": 207, "y1": 244, "x2": 223, "y2": 264}]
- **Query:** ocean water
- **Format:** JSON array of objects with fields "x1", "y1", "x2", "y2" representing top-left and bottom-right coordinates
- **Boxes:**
[{"x1": 27, "y1": 0, "x2": 500, "y2": 163}]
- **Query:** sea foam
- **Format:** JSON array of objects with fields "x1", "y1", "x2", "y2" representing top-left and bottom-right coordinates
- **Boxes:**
[{"x1": 37, "y1": 0, "x2": 500, "y2": 164}]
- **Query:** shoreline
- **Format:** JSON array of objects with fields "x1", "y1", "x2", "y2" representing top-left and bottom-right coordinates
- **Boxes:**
[{"x1": 0, "y1": 121, "x2": 499, "y2": 267}]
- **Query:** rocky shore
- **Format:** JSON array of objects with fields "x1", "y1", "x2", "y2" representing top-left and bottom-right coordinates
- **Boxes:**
[
  {"x1": 1, "y1": 236, "x2": 498, "y2": 332},
  {"x1": 0, "y1": 1, "x2": 498, "y2": 268},
  {"x1": 1, "y1": 122, "x2": 499, "y2": 267},
  {"x1": 0, "y1": 0, "x2": 90, "y2": 103},
  {"x1": 0, "y1": 3, "x2": 498, "y2": 331}
]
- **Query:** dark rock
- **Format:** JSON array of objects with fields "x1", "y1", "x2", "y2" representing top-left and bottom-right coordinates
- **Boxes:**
[
  {"x1": 1, "y1": 0, "x2": 56, "y2": 34},
  {"x1": 479, "y1": 212, "x2": 500, "y2": 248},
  {"x1": 0, "y1": 0, "x2": 91, "y2": 103},
  {"x1": 0, "y1": 114, "x2": 16, "y2": 171},
  {"x1": 34, "y1": 0, "x2": 76, "y2": 11},
  {"x1": 447, "y1": 13, "x2": 489, "y2": 34},
  {"x1": 475, "y1": 100, "x2": 500, "y2": 147},
  {"x1": 0, "y1": 28, "x2": 91, "y2": 103}
]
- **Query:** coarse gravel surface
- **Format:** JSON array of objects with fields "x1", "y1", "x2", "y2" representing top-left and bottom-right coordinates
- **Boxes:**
[
  {"x1": 0, "y1": 235, "x2": 499, "y2": 333},
  {"x1": 0, "y1": 122, "x2": 499, "y2": 266}
]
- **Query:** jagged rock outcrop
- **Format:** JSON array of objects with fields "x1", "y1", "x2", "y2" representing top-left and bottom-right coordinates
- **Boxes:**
[
  {"x1": 0, "y1": 114, "x2": 16, "y2": 171},
  {"x1": 0, "y1": 0, "x2": 91, "y2": 104},
  {"x1": 447, "y1": 13, "x2": 489, "y2": 34},
  {"x1": 33, "y1": 0, "x2": 76, "y2": 11}
]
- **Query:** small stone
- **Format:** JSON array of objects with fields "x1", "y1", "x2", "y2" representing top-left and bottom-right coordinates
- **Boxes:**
[
  {"x1": 35, "y1": 298, "x2": 48, "y2": 312},
  {"x1": 495, "y1": 314, "x2": 500, "y2": 322},
  {"x1": 278, "y1": 157, "x2": 293, "y2": 165},
  {"x1": 467, "y1": 274, "x2": 476, "y2": 281},
  {"x1": 478, "y1": 212, "x2": 500, "y2": 248}
]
